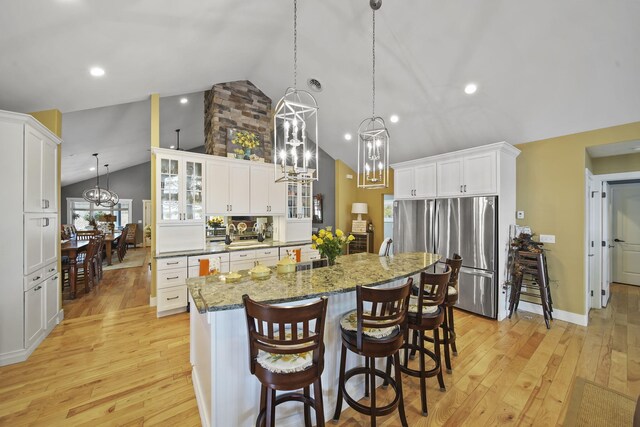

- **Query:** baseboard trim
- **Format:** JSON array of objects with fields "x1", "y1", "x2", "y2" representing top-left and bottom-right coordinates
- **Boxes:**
[
  {"x1": 516, "y1": 301, "x2": 588, "y2": 326},
  {"x1": 149, "y1": 296, "x2": 157, "y2": 307}
]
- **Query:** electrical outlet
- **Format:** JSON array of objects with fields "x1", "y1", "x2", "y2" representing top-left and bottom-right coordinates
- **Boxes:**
[
  {"x1": 516, "y1": 211, "x2": 525, "y2": 219},
  {"x1": 539, "y1": 234, "x2": 556, "y2": 243}
]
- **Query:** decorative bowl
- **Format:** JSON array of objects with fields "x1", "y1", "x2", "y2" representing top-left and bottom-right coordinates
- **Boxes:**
[
  {"x1": 221, "y1": 272, "x2": 242, "y2": 283},
  {"x1": 250, "y1": 264, "x2": 271, "y2": 280},
  {"x1": 276, "y1": 258, "x2": 296, "y2": 274}
]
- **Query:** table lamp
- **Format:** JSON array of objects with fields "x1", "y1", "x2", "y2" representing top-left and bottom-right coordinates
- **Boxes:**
[{"x1": 351, "y1": 203, "x2": 368, "y2": 232}]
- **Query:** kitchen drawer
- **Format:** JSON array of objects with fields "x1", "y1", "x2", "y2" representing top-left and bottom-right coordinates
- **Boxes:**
[
  {"x1": 230, "y1": 259, "x2": 257, "y2": 271},
  {"x1": 302, "y1": 253, "x2": 322, "y2": 262},
  {"x1": 188, "y1": 263, "x2": 230, "y2": 277},
  {"x1": 157, "y1": 268, "x2": 187, "y2": 290},
  {"x1": 301, "y1": 244, "x2": 316, "y2": 254},
  {"x1": 24, "y1": 267, "x2": 45, "y2": 291},
  {"x1": 230, "y1": 250, "x2": 256, "y2": 262},
  {"x1": 157, "y1": 256, "x2": 187, "y2": 271},
  {"x1": 255, "y1": 248, "x2": 278, "y2": 259},
  {"x1": 255, "y1": 257, "x2": 278, "y2": 267},
  {"x1": 157, "y1": 285, "x2": 187, "y2": 312},
  {"x1": 187, "y1": 253, "x2": 230, "y2": 267}
]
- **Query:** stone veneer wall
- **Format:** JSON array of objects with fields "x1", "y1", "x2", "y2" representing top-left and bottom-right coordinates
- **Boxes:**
[{"x1": 204, "y1": 80, "x2": 273, "y2": 162}]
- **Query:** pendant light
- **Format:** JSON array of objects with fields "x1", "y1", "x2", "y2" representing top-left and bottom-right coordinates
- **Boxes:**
[
  {"x1": 82, "y1": 153, "x2": 112, "y2": 206},
  {"x1": 273, "y1": 0, "x2": 319, "y2": 183},
  {"x1": 101, "y1": 164, "x2": 119, "y2": 207},
  {"x1": 357, "y1": 0, "x2": 389, "y2": 189}
]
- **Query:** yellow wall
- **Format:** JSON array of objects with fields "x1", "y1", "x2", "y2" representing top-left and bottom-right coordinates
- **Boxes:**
[
  {"x1": 592, "y1": 152, "x2": 640, "y2": 175},
  {"x1": 150, "y1": 94, "x2": 160, "y2": 299},
  {"x1": 334, "y1": 159, "x2": 394, "y2": 252},
  {"x1": 515, "y1": 121, "x2": 640, "y2": 315}
]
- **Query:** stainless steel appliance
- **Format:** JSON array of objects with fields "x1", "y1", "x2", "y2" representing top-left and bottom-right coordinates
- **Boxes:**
[{"x1": 393, "y1": 196, "x2": 498, "y2": 318}]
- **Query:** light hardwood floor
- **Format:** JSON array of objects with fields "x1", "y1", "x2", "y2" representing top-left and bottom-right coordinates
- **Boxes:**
[{"x1": 1, "y1": 254, "x2": 638, "y2": 426}]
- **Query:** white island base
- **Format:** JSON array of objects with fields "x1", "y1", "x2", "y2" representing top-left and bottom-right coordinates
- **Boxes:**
[{"x1": 189, "y1": 279, "x2": 407, "y2": 427}]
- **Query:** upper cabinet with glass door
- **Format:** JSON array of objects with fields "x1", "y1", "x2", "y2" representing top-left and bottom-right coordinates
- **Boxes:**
[
  {"x1": 286, "y1": 181, "x2": 312, "y2": 221},
  {"x1": 157, "y1": 151, "x2": 204, "y2": 224}
]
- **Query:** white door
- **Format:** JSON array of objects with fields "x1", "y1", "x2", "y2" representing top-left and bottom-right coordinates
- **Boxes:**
[
  {"x1": 229, "y1": 164, "x2": 251, "y2": 214},
  {"x1": 206, "y1": 161, "x2": 230, "y2": 214},
  {"x1": 612, "y1": 183, "x2": 640, "y2": 286},
  {"x1": 394, "y1": 168, "x2": 415, "y2": 199},
  {"x1": 436, "y1": 159, "x2": 463, "y2": 197},
  {"x1": 601, "y1": 182, "x2": 612, "y2": 306},
  {"x1": 158, "y1": 157, "x2": 182, "y2": 222},
  {"x1": 24, "y1": 126, "x2": 43, "y2": 212},
  {"x1": 183, "y1": 160, "x2": 204, "y2": 222},
  {"x1": 414, "y1": 163, "x2": 437, "y2": 198},
  {"x1": 24, "y1": 284, "x2": 44, "y2": 348},
  {"x1": 587, "y1": 173, "x2": 601, "y2": 309},
  {"x1": 143, "y1": 200, "x2": 151, "y2": 247},
  {"x1": 250, "y1": 166, "x2": 270, "y2": 214},
  {"x1": 463, "y1": 152, "x2": 497, "y2": 195},
  {"x1": 268, "y1": 180, "x2": 287, "y2": 215}
]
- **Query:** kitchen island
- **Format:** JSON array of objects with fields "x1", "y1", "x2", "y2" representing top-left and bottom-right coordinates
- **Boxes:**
[{"x1": 188, "y1": 252, "x2": 439, "y2": 427}]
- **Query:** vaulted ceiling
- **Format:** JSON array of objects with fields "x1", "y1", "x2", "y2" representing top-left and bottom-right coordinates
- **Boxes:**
[{"x1": 1, "y1": 0, "x2": 639, "y2": 185}]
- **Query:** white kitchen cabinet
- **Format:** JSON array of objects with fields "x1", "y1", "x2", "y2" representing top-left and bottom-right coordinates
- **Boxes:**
[
  {"x1": 24, "y1": 125, "x2": 58, "y2": 213},
  {"x1": 188, "y1": 253, "x2": 231, "y2": 277},
  {"x1": 286, "y1": 182, "x2": 312, "y2": 221},
  {"x1": 205, "y1": 158, "x2": 250, "y2": 215},
  {"x1": 394, "y1": 163, "x2": 437, "y2": 199},
  {"x1": 157, "y1": 151, "x2": 205, "y2": 223},
  {"x1": 156, "y1": 256, "x2": 188, "y2": 317},
  {"x1": 250, "y1": 165, "x2": 286, "y2": 215},
  {"x1": 1, "y1": 111, "x2": 62, "y2": 367},
  {"x1": 24, "y1": 283, "x2": 44, "y2": 349},
  {"x1": 436, "y1": 152, "x2": 496, "y2": 196}
]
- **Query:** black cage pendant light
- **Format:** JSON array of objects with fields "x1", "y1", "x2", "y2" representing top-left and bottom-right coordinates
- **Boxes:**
[
  {"x1": 357, "y1": 0, "x2": 390, "y2": 189},
  {"x1": 101, "y1": 164, "x2": 119, "y2": 207},
  {"x1": 82, "y1": 153, "x2": 112, "y2": 206}
]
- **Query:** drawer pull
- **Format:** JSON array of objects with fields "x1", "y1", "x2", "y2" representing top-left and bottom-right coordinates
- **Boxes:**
[
  {"x1": 34, "y1": 285, "x2": 42, "y2": 291},
  {"x1": 49, "y1": 268, "x2": 56, "y2": 272},
  {"x1": 166, "y1": 261, "x2": 180, "y2": 265},
  {"x1": 167, "y1": 276, "x2": 179, "y2": 280},
  {"x1": 33, "y1": 276, "x2": 41, "y2": 281},
  {"x1": 53, "y1": 276, "x2": 58, "y2": 280},
  {"x1": 239, "y1": 254, "x2": 247, "y2": 257},
  {"x1": 166, "y1": 296, "x2": 180, "y2": 301}
]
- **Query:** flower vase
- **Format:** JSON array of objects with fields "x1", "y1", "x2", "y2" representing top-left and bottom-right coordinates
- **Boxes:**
[
  {"x1": 327, "y1": 256, "x2": 337, "y2": 266},
  {"x1": 244, "y1": 148, "x2": 251, "y2": 160}
]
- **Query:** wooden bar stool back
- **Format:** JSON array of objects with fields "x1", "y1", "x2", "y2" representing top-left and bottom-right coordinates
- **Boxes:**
[
  {"x1": 403, "y1": 267, "x2": 451, "y2": 416},
  {"x1": 332, "y1": 279, "x2": 412, "y2": 427},
  {"x1": 441, "y1": 254, "x2": 462, "y2": 372},
  {"x1": 243, "y1": 294, "x2": 328, "y2": 427}
]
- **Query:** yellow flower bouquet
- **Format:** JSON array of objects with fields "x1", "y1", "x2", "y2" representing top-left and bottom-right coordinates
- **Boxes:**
[{"x1": 311, "y1": 227, "x2": 355, "y2": 265}]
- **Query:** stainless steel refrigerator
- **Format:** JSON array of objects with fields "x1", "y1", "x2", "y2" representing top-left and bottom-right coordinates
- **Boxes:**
[{"x1": 393, "y1": 196, "x2": 497, "y2": 318}]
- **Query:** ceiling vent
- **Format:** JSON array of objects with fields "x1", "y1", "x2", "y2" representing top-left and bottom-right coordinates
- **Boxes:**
[{"x1": 307, "y1": 78, "x2": 323, "y2": 92}]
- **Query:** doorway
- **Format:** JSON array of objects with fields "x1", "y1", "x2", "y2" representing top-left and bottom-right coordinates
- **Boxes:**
[
  {"x1": 611, "y1": 182, "x2": 640, "y2": 286},
  {"x1": 143, "y1": 199, "x2": 152, "y2": 247}
]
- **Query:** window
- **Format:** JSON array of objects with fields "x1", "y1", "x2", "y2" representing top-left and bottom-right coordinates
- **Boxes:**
[
  {"x1": 67, "y1": 198, "x2": 132, "y2": 230},
  {"x1": 383, "y1": 195, "x2": 394, "y2": 241}
]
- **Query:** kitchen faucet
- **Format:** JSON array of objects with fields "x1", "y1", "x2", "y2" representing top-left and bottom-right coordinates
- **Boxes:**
[{"x1": 225, "y1": 223, "x2": 237, "y2": 245}]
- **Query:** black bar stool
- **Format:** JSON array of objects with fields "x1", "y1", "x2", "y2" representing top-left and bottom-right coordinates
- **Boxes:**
[
  {"x1": 402, "y1": 267, "x2": 451, "y2": 416},
  {"x1": 243, "y1": 294, "x2": 328, "y2": 427},
  {"x1": 332, "y1": 279, "x2": 412, "y2": 427}
]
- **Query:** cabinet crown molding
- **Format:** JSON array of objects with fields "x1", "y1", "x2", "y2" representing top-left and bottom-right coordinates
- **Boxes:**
[
  {"x1": 390, "y1": 141, "x2": 520, "y2": 170},
  {"x1": 0, "y1": 110, "x2": 61, "y2": 144}
]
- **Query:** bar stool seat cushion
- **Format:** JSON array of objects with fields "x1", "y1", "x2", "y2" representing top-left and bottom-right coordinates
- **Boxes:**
[
  {"x1": 256, "y1": 330, "x2": 313, "y2": 374},
  {"x1": 340, "y1": 310, "x2": 398, "y2": 339},
  {"x1": 408, "y1": 296, "x2": 440, "y2": 315},
  {"x1": 416, "y1": 284, "x2": 458, "y2": 296}
]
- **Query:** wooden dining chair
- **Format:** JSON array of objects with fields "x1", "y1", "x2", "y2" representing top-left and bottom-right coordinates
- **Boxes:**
[{"x1": 116, "y1": 225, "x2": 129, "y2": 262}]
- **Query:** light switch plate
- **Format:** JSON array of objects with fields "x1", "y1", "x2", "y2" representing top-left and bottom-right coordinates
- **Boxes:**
[
  {"x1": 516, "y1": 211, "x2": 525, "y2": 219},
  {"x1": 539, "y1": 234, "x2": 555, "y2": 243}
]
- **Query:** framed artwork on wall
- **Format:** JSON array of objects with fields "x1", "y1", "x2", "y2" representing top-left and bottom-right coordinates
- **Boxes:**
[
  {"x1": 313, "y1": 194, "x2": 323, "y2": 224},
  {"x1": 226, "y1": 128, "x2": 265, "y2": 162}
]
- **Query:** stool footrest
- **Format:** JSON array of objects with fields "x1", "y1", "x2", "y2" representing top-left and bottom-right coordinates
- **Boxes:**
[{"x1": 339, "y1": 366, "x2": 400, "y2": 417}]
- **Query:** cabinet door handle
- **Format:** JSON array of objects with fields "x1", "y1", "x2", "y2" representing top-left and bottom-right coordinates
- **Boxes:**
[
  {"x1": 42, "y1": 199, "x2": 47, "y2": 209},
  {"x1": 460, "y1": 185, "x2": 463, "y2": 193},
  {"x1": 230, "y1": 204, "x2": 232, "y2": 211},
  {"x1": 33, "y1": 276, "x2": 41, "y2": 281},
  {"x1": 34, "y1": 285, "x2": 42, "y2": 291},
  {"x1": 167, "y1": 276, "x2": 179, "y2": 280},
  {"x1": 464, "y1": 184, "x2": 467, "y2": 192},
  {"x1": 166, "y1": 296, "x2": 180, "y2": 301},
  {"x1": 49, "y1": 268, "x2": 55, "y2": 272}
]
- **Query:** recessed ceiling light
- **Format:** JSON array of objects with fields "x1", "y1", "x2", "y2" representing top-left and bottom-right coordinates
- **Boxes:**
[
  {"x1": 344, "y1": 133, "x2": 352, "y2": 141},
  {"x1": 464, "y1": 83, "x2": 477, "y2": 95},
  {"x1": 90, "y1": 67, "x2": 105, "y2": 77},
  {"x1": 390, "y1": 115, "x2": 399, "y2": 123},
  {"x1": 89, "y1": 167, "x2": 95, "y2": 171},
  {"x1": 180, "y1": 98, "x2": 188, "y2": 104},
  {"x1": 170, "y1": 145, "x2": 175, "y2": 149}
]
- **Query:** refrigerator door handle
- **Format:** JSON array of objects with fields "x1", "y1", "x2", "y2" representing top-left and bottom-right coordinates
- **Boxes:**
[{"x1": 459, "y1": 266, "x2": 493, "y2": 278}]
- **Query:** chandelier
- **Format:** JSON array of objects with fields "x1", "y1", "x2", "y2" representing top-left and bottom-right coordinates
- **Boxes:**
[
  {"x1": 82, "y1": 153, "x2": 115, "y2": 206},
  {"x1": 273, "y1": 0, "x2": 319, "y2": 183},
  {"x1": 357, "y1": 0, "x2": 389, "y2": 189}
]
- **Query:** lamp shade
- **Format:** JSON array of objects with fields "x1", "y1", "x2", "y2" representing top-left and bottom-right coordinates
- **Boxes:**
[{"x1": 351, "y1": 203, "x2": 368, "y2": 215}]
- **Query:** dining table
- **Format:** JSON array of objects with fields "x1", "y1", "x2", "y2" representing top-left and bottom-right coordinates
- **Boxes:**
[
  {"x1": 104, "y1": 232, "x2": 122, "y2": 266},
  {"x1": 61, "y1": 239, "x2": 89, "y2": 299}
]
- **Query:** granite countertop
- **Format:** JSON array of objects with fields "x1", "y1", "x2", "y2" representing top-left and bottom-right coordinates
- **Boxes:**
[
  {"x1": 187, "y1": 252, "x2": 440, "y2": 313},
  {"x1": 154, "y1": 239, "x2": 313, "y2": 259}
]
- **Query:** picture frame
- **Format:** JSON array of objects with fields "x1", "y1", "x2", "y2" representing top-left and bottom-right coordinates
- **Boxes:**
[
  {"x1": 226, "y1": 128, "x2": 265, "y2": 162},
  {"x1": 313, "y1": 194, "x2": 323, "y2": 224}
]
